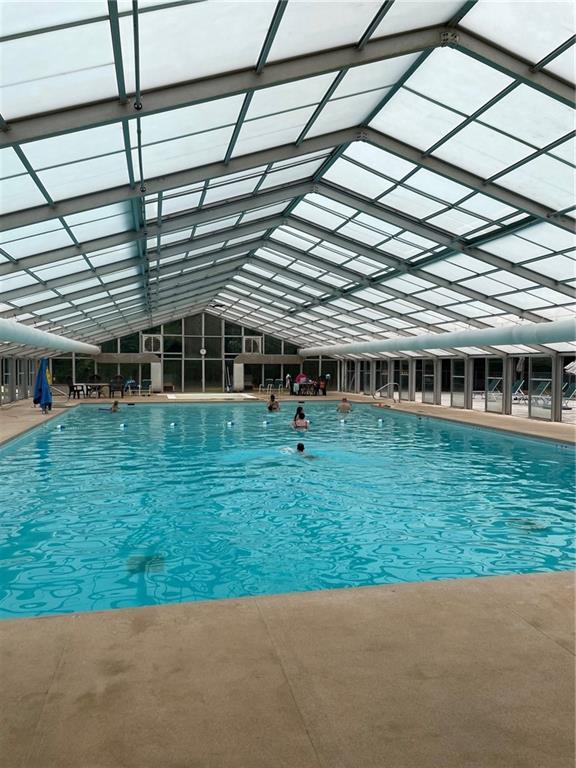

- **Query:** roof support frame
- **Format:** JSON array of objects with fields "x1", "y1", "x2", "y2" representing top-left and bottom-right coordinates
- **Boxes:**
[
  {"x1": 315, "y1": 182, "x2": 575, "y2": 296},
  {"x1": 1, "y1": 25, "x2": 571, "y2": 151},
  {"x1": 286, "y1": 217, "x2": 550, "y2": 322}
]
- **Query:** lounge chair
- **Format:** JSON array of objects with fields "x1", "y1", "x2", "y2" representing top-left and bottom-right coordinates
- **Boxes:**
[
  {"x1": 473, "y1": 378, "x2": 502, "y2": 400},
  {"x1": 511, "y1": 379, "x2": 526, "y2": 402}
]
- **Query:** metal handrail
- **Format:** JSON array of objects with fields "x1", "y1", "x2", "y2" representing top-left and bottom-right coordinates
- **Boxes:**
[{"x1": 372, "y1": 382, "x2": 399, "y2": 400}]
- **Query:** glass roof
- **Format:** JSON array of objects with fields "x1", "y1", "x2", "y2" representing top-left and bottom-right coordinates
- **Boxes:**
[{"x1": 0, "y1": 0, "x2": 574, "y2": 356}]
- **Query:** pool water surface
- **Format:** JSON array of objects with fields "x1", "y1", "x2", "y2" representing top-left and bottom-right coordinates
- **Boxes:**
[{"x1": 0, "y1": 402, "x2": 574, "y2": 618}]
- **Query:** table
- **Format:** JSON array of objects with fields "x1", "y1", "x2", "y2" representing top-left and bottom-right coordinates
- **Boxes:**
[{"x1": 75, "y1": 383, "x2": 110, "y2": 398}]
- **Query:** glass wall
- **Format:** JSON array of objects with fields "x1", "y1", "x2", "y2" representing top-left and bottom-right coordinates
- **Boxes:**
[
  {"x1": 529, "y1": 356, "x2": 553, "y2": 420},
  {"x1": 399, "y1": 360, "x2": 410, "y2": 400},
  {"x1": 422, "y1": 359, "x2": 435, "y2": 404},
  {"x1": 451, "y1": 359, "x2": 465, "y2": 408},
  {"x1": 48, "y1": 312, "x2": 327, "y2": 393},
  {"x1": 486, "y1": 358, "x2": 504, "y2": 413}
]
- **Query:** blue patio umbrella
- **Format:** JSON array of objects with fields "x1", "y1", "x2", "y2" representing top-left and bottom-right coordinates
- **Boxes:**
[{"x1": 33, "y1": 358, "x2": 52, "y2": 413}]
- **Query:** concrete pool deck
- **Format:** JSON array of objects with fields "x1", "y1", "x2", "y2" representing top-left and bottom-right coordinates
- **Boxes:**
[{"x1": 1, "y1": 571, "x2": 574, "y2": 768}]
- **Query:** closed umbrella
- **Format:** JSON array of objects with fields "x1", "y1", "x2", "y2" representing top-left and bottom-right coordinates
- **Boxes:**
[{"x1": 33, "y1": 359, "x2": 52, "y2": 414}]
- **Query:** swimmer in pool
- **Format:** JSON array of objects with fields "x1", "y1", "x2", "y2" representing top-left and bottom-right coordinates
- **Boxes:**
[
  {"x1": 337, "y1": 397, "x2": 352, "y2": 414},
  {"x1": 292, "y1": 411, "x2": 309, "y2": 430},
  {"x1": 296, "y1": 442, "x2": 317, "y2": 459},
  {"x1": 110, "y1": 400, "x2": 119, "y2": 413},
  {"x1": 267, "y1": 393, "x2": 280, "y2": 412}
]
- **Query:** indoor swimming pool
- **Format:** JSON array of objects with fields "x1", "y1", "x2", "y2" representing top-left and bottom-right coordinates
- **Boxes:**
[{"x1": 0, "y1": 402, "x2": 574, "y2": 619}]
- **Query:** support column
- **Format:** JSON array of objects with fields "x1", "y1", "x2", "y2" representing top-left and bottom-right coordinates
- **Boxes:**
[
  {"x1": 433, "y1": 359, "x2": 442, "y2": 405},
  {"x1": 8, "y1": 358, "x2": 16, "y2": 403},
  {"x1": 464, "y1": 358, "x2": 474, "y2": 410},
  {"x1": 408, "y1": 359, "x2": 416, "y2": 401},
  {"x1": 551, "y1": 354, "x2": 563, "y2": 422},
  {"x1": 503, "y1": 356, "x2": 514, "y2": 415}
]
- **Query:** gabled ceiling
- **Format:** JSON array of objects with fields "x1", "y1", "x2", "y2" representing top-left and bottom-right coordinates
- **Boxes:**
[{"x1": 1, "y1": 0, "x2": 575, "y2": 359}]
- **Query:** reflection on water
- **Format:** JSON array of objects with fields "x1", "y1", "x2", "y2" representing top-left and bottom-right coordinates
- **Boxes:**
[{"x1": 0, "y1": 403, "x2": 574, "y2": 618}]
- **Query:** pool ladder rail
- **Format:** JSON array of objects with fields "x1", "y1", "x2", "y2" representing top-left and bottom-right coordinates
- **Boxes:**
[{"x1": 372, "y1": 382, "x2": 399, "y2": 401}]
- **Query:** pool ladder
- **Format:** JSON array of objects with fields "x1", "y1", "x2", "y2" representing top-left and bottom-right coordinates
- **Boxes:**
[{"x1": 372, "y1": 382, "x2": 399, "y2": 401}]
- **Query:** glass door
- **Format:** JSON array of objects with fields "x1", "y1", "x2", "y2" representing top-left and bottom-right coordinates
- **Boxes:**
[
  {"x1": 450, "y1": 359, "x2": 465, "y2": 408},
  {"x1": 422, "y1": 359, "x2": 435, "y2": 404},
  {"x1": 399, "y1": 360, "x2": 410, "y2": 400},
  {"x1": 529, "y1": 357, "x2": 552, "y2": 420},
  {"x1": 486, "y1": 358, "x2": 504, "y2": 413}
]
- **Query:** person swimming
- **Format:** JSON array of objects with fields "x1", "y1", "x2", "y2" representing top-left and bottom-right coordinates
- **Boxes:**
[
  {"x1": 337, "y1": 397, "x2": 352, "y2": 414},
  {"x1": 99, "y1": 400, "x2": 119, "y2": 413},
  {"x1": 296, "y1": 442, "x2": 317, "y2": 459},
  {"x1": 293, "y1": 411, "x2": 309, "y2": 429},
  {"x1": 267, "y1": 393, "x2": 280, "y2": 412}
]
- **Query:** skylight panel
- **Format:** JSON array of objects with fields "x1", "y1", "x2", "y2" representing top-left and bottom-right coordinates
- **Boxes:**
[
  {"x1": 32, "y1": 257, "x2": 86, "y2": 281},
  {"x1": 0, "y1": 175, "x2": 47, "y2": 214},
  {"x1": 240, "y1": 202, "x2": 288, "y2": 223},
  {"x1": 433, "y1": 123, "x2": 533, "y2": 179},
  {"x1": 307, "y1": 193, "x2": 357, "y2": 219},
  {"x1": 374, "y1": 1, "x2": 463, "y2": 35},
  {"x1": 307, "y1": 88, "x2": 390, "y2": 138},
  {"x1": 3, "y1": 228, "x2": 73, "y2": 260},
  {"x1": 461, "y1": 275, "x2": 513, "y2": 296},
  {"x1": 524, "y1": 255, "x2": 575, "y2": 281},
  {"x1": 271, "y1": 226, "x2": 319, "y2": 251},
  {"x1": 378, "y1": 239, "x2": 421, "y2": 260},
  {"x1": 233, "y1": 106, "x2": 316, "y2": 158},
  {"x1": 203, "y1": 177, "x2": 259, "y2": 206},
  {"x1": 141, "y1": 126, "x2": 233, "y2": 178},
  {"x1": 379, "y1": 186, "x2": 446, "y2": 218},
  {"x1": 267, "y1": 1, "x2": 376, "y2": 61},
  {"x1": 447, "y1": 254, "x2": 493, "y2": 275},
  {"x1": 497, "y1": 155, "x2": 575, "y2": 211},
  {"x1": 460, "y1": 193, "x2": 517, "y2": 220},
  {"x1": 346, "y1": 257, "x2": 383, "y2": 276},
  {"x1": 120, "y1": 2, "x2": 276, "y2": 89},
  {"x1": 480, "y1": 86, "x2": 574, "y2": 149},
  {"x1": 545, "y1": 41, "x2": 576, "y2": 82},
  {"x1": 501, "y1": 292, "x2": 549, "y2": 310},
  {"x1": 195, "y1": 215, "x2": 240, "y2": 236},
  {"x1": 530, "y1": 286, "x2": 574, "y2": 305},
  {"x1": 407, "y1": 168, "x2": 472, "y2": 205},
  {"x1": 292, "y1": 200, "x2": 346, "y2": 230},
  {"x1": 408, "y1": 48, "x2": 514, "y2": 115},
  {"x1": 421, "y1": 260, "x2": 471, "y2": 281},
  {"x1": 311, "y1": 243, "x2": 357, "y2": 264},
  {"x1": 324, "y1": 158, "x2": 394, "y2": 199},
  {"x1": 259, "y1": 159, "x2": 324, "y2": 190},
  {"x1": 462, "y1": 0, "x2": 574, "y2": 63},
  {"x1": 37, "y1": 153, "x2": 129, "y2": 201},
  {"x1": 428, "y1": 209, "x2": 487, "y2": 236},
  {"x1": 338, "y1": 221, "x2": 385, "y2": 247},
  {"x1": 0, "y1": 22, "x2": 117, "y2": 119},
  {"x1": 248, "y1": 74, "x2": 334, "y2": 119},
  {"x1": 371, "y1": 89, "x2": 463, "y2": 151}
]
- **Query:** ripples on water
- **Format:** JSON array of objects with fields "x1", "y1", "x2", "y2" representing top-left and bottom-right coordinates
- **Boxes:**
[{"x1": 0, "y1": 403, "x2": 574, "y2": 618}]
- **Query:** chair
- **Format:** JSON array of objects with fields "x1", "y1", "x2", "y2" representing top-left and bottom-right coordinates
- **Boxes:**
[
  {"x1": 473, "y1": 378, "x2": 502, "y2": 400},
  {"x1": 511, "y1": 379, "x2": 526, "y2": 401},
  {"x1": 109, "y1": 374, "x2": 125, "y2": 398},
  {"x1": 139, "y1": 379, "x2": 152, "y2": 396},
  {"x1": 562, "y1": 383, "x2": 576, "y2": 409},
  {"x1": 530, "y1": 380, "x2": 551, "y2": 406}
]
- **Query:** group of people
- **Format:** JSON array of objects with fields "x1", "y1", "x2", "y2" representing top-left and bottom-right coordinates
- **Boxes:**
[
  {"x1": 265, "y1": 394, "x2": 353, "y2": 456},
  {"x1": 284, "y1": 372, "x2": 329, "y2": 396}
]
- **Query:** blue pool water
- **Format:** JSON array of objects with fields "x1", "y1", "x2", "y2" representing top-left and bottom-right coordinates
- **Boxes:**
[{"x1": 0, "y1": 402, "x2": 574, "y2": 619}]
